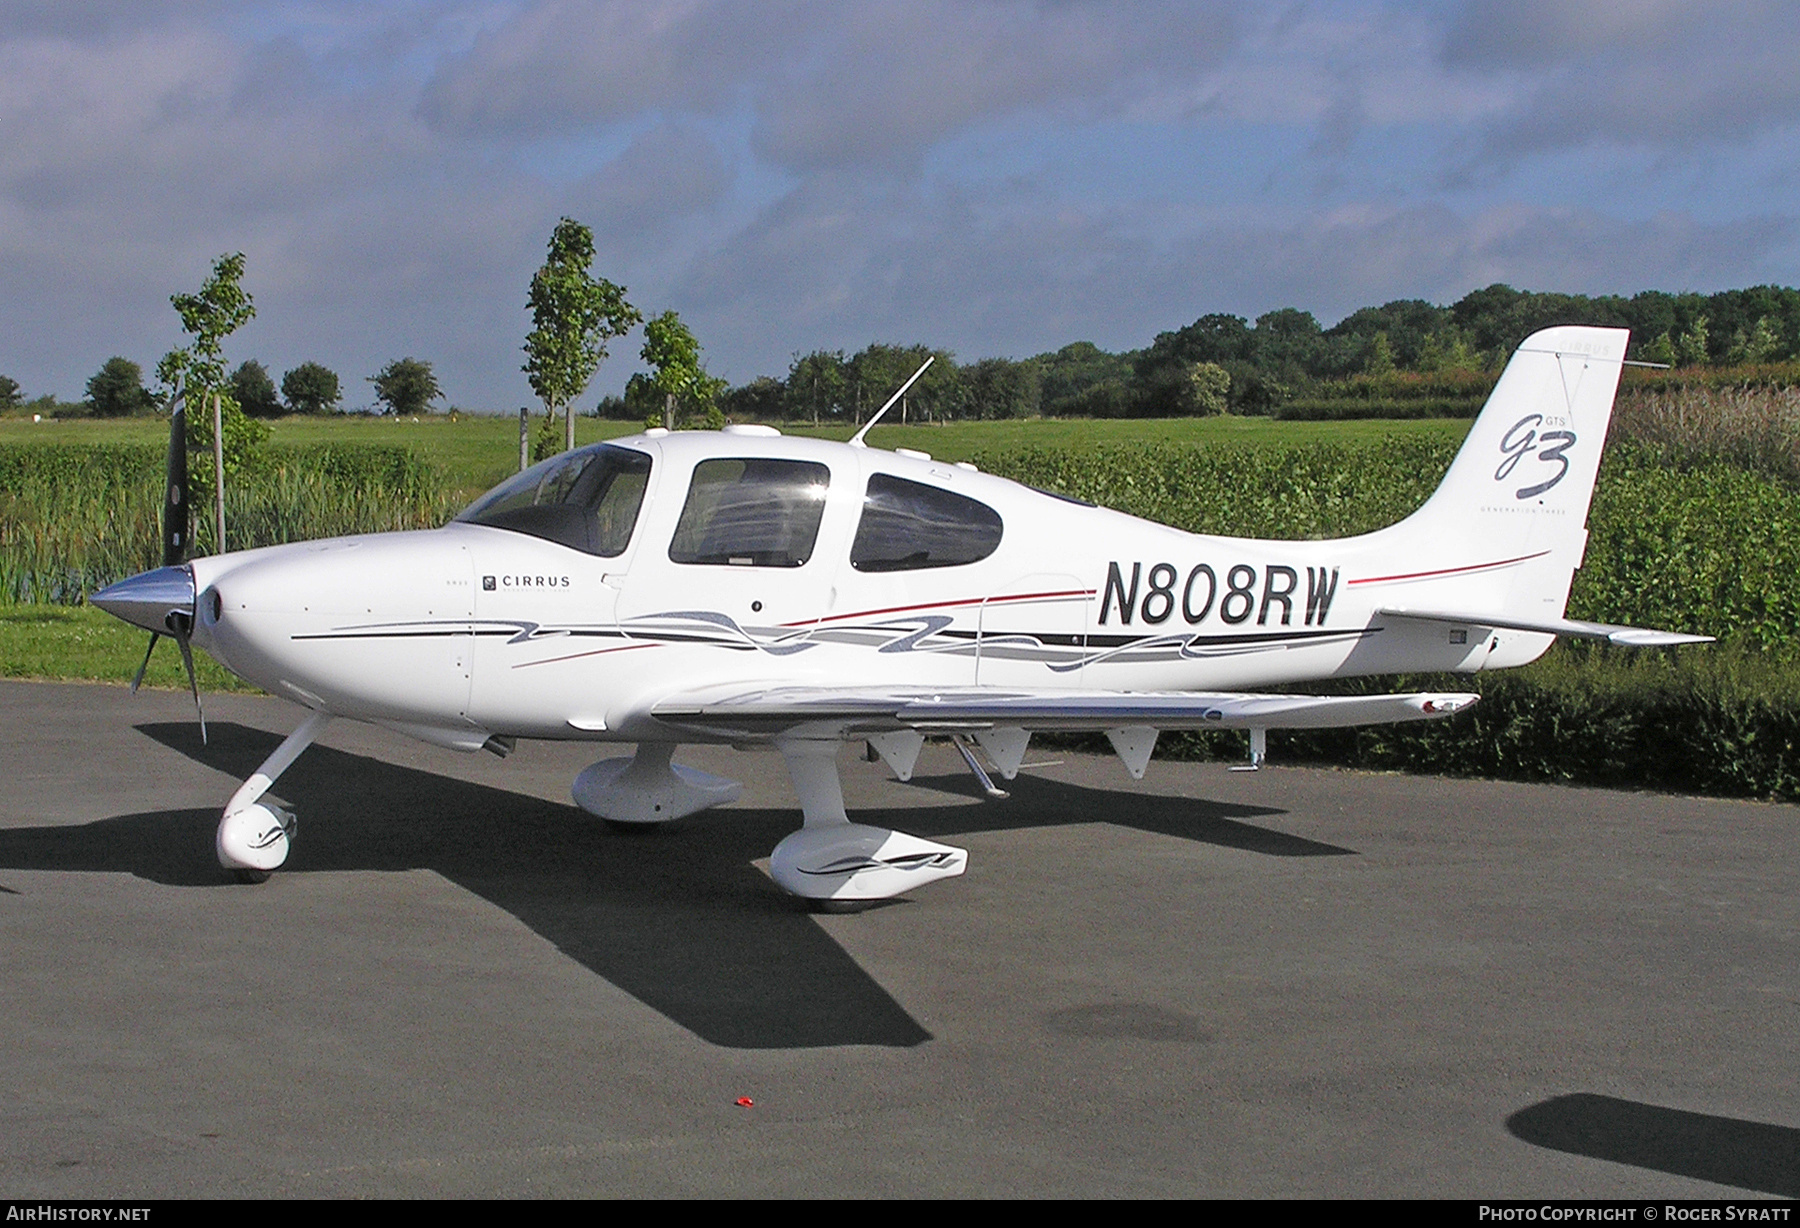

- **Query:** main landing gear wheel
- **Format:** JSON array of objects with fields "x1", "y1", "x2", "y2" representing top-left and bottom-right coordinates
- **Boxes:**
[
  {"x1": 602, "y1": 818, "x2": 664, "y2": 836},
  {"x1": 232, "y1": 868, "x2": 272, "y2": 885},
  {"x1": 806, "y1": 897, "x2": 884, "y2": 916}
]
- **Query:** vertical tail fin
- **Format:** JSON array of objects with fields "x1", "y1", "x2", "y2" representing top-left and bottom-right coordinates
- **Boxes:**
[{"x1": 1370, "y1": 326, "x2": 1629, "y2": 624}]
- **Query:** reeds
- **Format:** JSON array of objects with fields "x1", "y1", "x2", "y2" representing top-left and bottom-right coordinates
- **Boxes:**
[
  {"x1": 0, "y1": 443, "x2": 461, "y2": 603},
  {"x1": 1610, "y1": 384, "x2": 1800, "y2": 486}
]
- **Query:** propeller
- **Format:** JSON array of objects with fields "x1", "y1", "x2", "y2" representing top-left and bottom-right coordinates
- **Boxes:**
[
  {"x1": 163, "y1": 384, "x2": 189, "y2": 569},
  {"x1": 93, "y1": 388, "x2": 206, "y2": 743}
]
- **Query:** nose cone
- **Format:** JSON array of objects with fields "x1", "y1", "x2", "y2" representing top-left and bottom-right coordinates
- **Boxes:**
[{"x1": 90, "y1": 565, "x2": 195, "y2": 634}]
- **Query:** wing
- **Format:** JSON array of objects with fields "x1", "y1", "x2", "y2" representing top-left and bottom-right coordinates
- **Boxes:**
[
  {"x1": 651, "y1": 683, "x2": 1478, "y2": 741},
  {"x1": 1378, "y1": 607, "x2": 1712, "y2": 647}
]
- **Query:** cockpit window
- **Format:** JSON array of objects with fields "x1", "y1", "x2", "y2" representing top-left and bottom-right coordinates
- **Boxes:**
[
  {"x1": 455, "y1": 444, "x2": 651, "y2": 557},
  {"x1": 851, "y1": 473, "x2": 1003, "y2": 572},
  {"x1": 669, "y1": 458, "x2": 830, "y2": 567}
]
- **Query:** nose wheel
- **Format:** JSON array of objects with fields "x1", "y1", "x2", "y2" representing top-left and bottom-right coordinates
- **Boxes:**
[{"x1": 216, "y1": 710, "x2": 331, "y2": 881}]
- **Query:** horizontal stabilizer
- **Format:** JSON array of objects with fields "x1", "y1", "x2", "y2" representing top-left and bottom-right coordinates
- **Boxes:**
[
  {"x1": 653, "y1": 684, "x2": 1478, "y2": 738},
  {"x1": 1378, "y1": 607, "x2": 1712, "y2": 647}
]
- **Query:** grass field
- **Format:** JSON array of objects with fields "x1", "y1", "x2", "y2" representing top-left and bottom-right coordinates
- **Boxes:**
[
  {"x1": 0, "y1": 412, "x2": 1474, "y2": 504},
  {"x1": 0, "y1": 604, "x2": 252, "y2": 691}
]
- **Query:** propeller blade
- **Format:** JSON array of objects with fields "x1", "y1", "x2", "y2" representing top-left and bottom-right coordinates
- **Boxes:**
[
  {"x1": 173, "y1": 623, "x2": 207, "y2": 745},
  {"x1": 163, "y1": 390, "x2": 188, "y2": 567},
  {"x1": 130, "y1": 631, "x2": 160, "y2": 694}
]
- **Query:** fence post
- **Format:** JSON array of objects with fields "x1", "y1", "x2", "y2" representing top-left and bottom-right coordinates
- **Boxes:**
[{"x1": 212, "y1": 390, "x2": 226, "y2": 553}]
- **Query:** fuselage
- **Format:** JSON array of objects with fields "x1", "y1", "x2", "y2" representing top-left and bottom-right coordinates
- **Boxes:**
[{"x1": 178, "y1": 426, "x2": 1559, "y2": 748}]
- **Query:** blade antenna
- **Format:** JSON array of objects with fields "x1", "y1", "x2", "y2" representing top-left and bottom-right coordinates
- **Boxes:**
[{"x1": 849, "y1": 356, "x2": 934, "y2": 448}]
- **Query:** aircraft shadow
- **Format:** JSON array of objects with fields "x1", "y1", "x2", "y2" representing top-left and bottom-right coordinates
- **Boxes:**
[
  {"x1": 893, "y1": 770, "x2": 1352, "y2": 856},
  {"x1": 1507, "y1": 1093, "x2": 1800, "y2": 1197},
  {"x1": 0, "y1": 722, "x2": 1335, "y2": 1050}
]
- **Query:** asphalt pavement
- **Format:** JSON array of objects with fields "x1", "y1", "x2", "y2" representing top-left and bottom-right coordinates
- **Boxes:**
[{"x1": 1, "y1": 679, "x2": 1795, "y2": 1198}]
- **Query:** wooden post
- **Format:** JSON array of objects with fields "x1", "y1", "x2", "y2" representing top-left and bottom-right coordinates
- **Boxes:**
[
  {"x1": 564, "y1": 399, "x2": 575, "y2": 453},
  {"x1": 519, "y1": 406, "x2": 529, "y2": 472},
  {"x1": 212, "y1": 390, "x2": 226, "y2": 554}
]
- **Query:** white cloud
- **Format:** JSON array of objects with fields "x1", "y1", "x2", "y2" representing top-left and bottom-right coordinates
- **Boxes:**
[
  {"x1": 664, "y1": 178, "x2": 1795, "y2": 381},
  {"x1": 1442, "y1": 1, "x2": 1800, "y2": 154},
  {"x1": 422, "y1": 0, "x2": 1243, "y2": 171},
  {"x1": 3, "y1": 2, "x2": 1799, "y2": 410}
]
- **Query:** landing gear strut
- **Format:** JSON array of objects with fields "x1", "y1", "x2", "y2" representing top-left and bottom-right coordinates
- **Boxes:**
[
  {"x1": 770, "y1": 739, "x2": 967, "y2": 905},
  {"x1": 571, "y1": 742, "x2": 742, "y2": 827}
]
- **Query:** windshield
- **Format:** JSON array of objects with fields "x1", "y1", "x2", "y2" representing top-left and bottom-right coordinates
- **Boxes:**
[{"x1": 456, "y1": 444, "x2": 651, "y2": 557}]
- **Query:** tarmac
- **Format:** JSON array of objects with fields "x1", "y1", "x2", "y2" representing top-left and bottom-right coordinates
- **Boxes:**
[{"x1": 1, "y1": 678, "x2": 1796, "y2": 1198}]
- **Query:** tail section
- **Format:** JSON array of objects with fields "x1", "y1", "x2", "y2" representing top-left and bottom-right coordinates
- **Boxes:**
[
  {"x1": 1410, "y1": 325, "x2": 1628, "y2": 540},
  {"x1": 1363, "y1": 326, "x2": 1629, "y2": 629}
]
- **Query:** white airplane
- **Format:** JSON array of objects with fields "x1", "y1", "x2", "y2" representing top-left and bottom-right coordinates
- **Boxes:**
[{"x1": 93, "y1": 326, "x2": 1707, "y2": 904}]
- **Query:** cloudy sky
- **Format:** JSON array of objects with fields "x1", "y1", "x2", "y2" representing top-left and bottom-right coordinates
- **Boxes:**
[{"x1": 5, "y1": 1, "x2": 1799, "y2": 410}]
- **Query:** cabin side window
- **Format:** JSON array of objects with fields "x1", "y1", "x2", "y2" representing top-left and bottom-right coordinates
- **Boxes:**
[
  {"x1": 668, "y1": 458, "x2": 831, "y2": 567},
  {"x1": 850, "y1": 473, "x2": 1003, "y2": 572},
  {"x1": 455, "y1": 444, "x2": 651, "y2": 557}
]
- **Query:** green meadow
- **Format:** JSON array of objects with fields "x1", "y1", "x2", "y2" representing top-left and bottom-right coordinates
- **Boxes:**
[{"x1": 0, "y1": 412, "x2": 1472, "y2": 503}]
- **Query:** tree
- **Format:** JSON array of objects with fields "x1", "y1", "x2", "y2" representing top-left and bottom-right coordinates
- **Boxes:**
[
  {"x1": 0, "y1": 374, "x2": 19, "y2": 410},
  {"x1": 523, "y1": 217, "x2": 641, "y2": 453},
  {"x1": 1676, "y1": 316, "x2": 1711, "y2": 367},
  {"x1": 1639, "y1": 333, "x2": 1677, "y2": 367},
  {"x1": 1365, "y1": 332, "x2": 1395, "y2": 375},
  {"x1": 157, "y1": 252, "x2": 265, "y2": 552},
  {"x1": 1032, "y1": 341, "x2": 1132, "y2": 415},
  {"x1": 157, "y1": 252, "x2": 256, "y2": 410},
  {"x1": 281, "y1": 362, "x2": 341, "y2": 415},
  {"x1": 962, "y1": 357, "x2": 1040, "y2": 419},
  {"x1": 1188, "y1": 362, "x2": 1231, "y2": 415},
  {"x1": 641, "y1": 311, "x2": 723, "y2": 430},
  {"x1": 787, "y1": 349, "x2": 847, "y2": 425},
  {"x1": 846, "y1": 343, "x2": 960, "y2": 423},
  {"x1": 1727, "y1": 316, "x2": 1780, "y2": 365},
  {"x1": 370, "y1": 358, "x2": 441, "y2": 416},
  {"x1": 230, "y1": 360, "x2": 281, "y2": 418},
  {"x1": 719, "y1": 375, "x2": 786, "y2": 422},
  {"x1": 86, "y1": 357, "x2": 154, "y2": 417},
  {"x1": 1327, "y1": 300, "x2": 1448, "y2": 369}
]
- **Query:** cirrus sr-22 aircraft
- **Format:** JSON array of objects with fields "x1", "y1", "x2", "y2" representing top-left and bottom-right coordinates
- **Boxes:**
[{"x1": 93, "y1": 326, "x2": 1707, "y2": 905}]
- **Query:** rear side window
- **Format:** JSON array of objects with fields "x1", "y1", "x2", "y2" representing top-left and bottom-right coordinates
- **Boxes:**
[
  {"x1": 851, "y1": 473, "x2": 1003, "y2": 572},
  {"x1": 669, "y1": 458, "x2": 831, "y2": 567}
]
